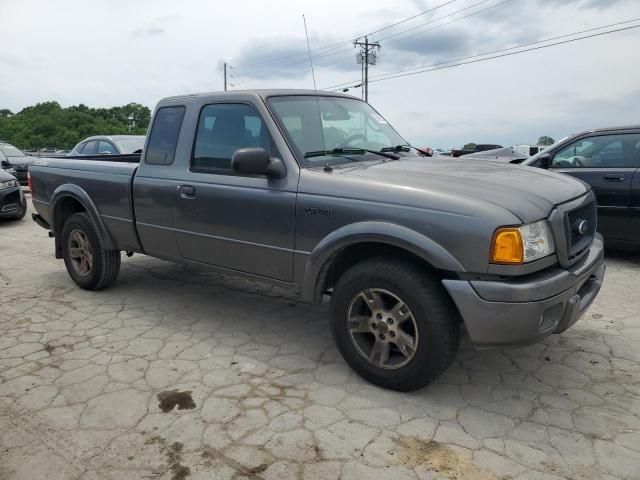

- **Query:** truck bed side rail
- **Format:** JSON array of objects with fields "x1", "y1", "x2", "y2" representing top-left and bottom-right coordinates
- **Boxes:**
[{"x1": 30, "y1": 153, "x2": 141, "y2": 163}]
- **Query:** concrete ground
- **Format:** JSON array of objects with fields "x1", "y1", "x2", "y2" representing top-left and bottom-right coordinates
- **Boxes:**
[{"x1": 1, "y1": 199, "x2": 639, "y2": 480}]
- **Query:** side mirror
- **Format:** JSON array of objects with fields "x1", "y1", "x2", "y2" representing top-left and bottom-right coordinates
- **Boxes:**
[
  {"x1": 538, "y1": 153, "x2": 551, "y2": 169},
  {"x1": 231, "y1": 147, "x2": 286, "y2": 179},
  {"x1": 1, "y1": 160, "x2": 9, "y2": 167}
]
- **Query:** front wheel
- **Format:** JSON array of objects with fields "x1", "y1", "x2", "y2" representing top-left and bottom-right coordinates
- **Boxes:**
[
  {"x1": 330, "y1": 258, "x2": 460, "y2": 391},
  {"x1": 61, "y1": 212, "x2": 121, "y2": 290}
]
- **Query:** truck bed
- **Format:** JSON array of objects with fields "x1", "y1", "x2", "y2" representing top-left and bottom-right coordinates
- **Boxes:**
[{"x1": 30, "y1": 157, "x2": 141, "y2": 253}]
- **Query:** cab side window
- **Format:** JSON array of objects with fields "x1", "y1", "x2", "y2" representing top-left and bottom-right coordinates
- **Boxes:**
[
  {"x1": 191, "y1": 103, "x2": 276, "y2": 174},
  {"x1": 552, "y1": 133, "x2": 640, "y2": 168},
  {"x1": 145, "y1": 106, "x2": 186, "y2": 165}
]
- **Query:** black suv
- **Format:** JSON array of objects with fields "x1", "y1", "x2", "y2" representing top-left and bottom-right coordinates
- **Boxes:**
[
  {"x1": 523, "y1": 126, "x2": 640, "y2": 249},
  {"x1": 0, "y1": 168, "x2": 26, "y2": 220},
  {"x1": 0, "y1": 141, "x2": 30, "y2": 186}
]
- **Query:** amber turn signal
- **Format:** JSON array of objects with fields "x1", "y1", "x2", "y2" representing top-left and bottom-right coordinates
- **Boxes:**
[{"x1": 490, "y1": 228, "x2": 524, "y2": 264}]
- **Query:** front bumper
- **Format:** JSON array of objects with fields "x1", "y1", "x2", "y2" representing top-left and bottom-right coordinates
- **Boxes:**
[
  {"x1": 442, "y1": 234, "x2": 605, "y2": 347},
  {"x1": 0, "y1": 186, "x2": 26, "y2": 218}
]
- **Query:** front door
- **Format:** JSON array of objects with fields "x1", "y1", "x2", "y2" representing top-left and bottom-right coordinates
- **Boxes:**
[
  {"x1": 172, "y1": 102, "x2": 297, "y2": 282},
  {"x1": 550, "y1": 132, "x2": 640, "y2": 243}
]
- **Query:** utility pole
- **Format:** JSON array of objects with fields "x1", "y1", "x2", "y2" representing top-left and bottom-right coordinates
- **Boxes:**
[
  {"x1": 354, "y1": 36, "x2": 380, "y2": 103},
  {"x1": 223, "y1": 63, "x2": 227, "y2": 91}
]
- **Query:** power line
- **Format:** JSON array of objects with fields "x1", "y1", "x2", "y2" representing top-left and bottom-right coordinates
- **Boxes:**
[
  {"x1": 370, "y1": 17, "x2": 640, "y2": 80},
  {"x1": 228, "y1": 0, "x2": 462, "y2": 73},
  {"x1": 371, "y1": 23, "x2": 640, "y2": 83},
  {"x1": 312, "y1": 0, "x2": 513, "y2": 75},
  {"x1": 323, "y1": 20, "x2": 640, "y2": 90},
  {"x1": 377, "y1": 0, "x2": 512, "y2": 44},
  {"x1": 364, "y1": 0, "x2": 458, "y2": 37}
]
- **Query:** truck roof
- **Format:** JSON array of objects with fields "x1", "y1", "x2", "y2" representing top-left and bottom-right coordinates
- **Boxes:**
[{"x1": 159, "y1": 89, "x2": 358, "y2": 104}]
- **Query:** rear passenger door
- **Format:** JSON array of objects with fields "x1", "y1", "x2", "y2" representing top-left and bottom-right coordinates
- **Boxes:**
[
  {"x1": 133, "y1": 106, "x2": 186, "y2": 259},
  {"x1": 550, "y1": 133, "x2": 640, "y2": 243},
  {"x1": 172, "y1": 102, "x2": 297, "y2": 282}
]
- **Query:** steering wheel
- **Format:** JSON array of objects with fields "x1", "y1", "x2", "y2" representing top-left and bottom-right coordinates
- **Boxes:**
[
  {"x1": 570, "y1": 156, "x2": 585, "y2": 167},
  {"x1": 338, "y1": 133, "x2": 366, "y2": 148}
]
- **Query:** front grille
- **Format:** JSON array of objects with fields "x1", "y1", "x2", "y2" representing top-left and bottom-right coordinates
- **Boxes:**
[{"x1": 565, "y1": 201, "x2": 596, "y2": 259}]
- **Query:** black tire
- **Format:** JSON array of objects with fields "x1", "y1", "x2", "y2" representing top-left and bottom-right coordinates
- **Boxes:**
[
  {"x1": 61, "y1": 212, "x2": 121, "y2": 290},
  {"x1": 330, "y1": 258, "x2": 460, "y2": 391}
]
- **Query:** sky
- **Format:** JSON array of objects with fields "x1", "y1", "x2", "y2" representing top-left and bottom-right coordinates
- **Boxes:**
[{"x1": 1, "y1": 0, "x2": 639, "y2": 148}]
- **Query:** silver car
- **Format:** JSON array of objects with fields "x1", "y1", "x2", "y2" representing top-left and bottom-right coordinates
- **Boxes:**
[{"x1": 68, "y1": 135, "x2": 145, "y2": 156}]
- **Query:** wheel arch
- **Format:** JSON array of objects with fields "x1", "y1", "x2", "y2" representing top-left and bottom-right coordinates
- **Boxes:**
[
  {"x1": 300, "y1": 221, "x2": 465, "y2": 302},
  {"x1": 51, "y1": 185, "x2": 115, "y2": 258}
]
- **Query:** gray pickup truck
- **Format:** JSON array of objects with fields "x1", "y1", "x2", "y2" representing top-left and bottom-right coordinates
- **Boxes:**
[{"x1": 30, "y1": 90, "x2": 605, "y2": 391}]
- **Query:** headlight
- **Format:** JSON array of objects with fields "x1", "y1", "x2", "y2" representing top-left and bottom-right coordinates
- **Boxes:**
[
  {"x1": 0, "y1": 179, "x2": 18, "y2": 190},
  {"x1": 491, "y1": 220, "x2": 555, "y2": 264}
]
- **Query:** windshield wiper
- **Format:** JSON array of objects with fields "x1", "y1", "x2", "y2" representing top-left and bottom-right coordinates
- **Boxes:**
[
  {"x1": 304, "y1": 147, "x2": 399, "y2": 160},
  {"x1": 380, "y1": 144, "x2": 413, "y2": 153}
]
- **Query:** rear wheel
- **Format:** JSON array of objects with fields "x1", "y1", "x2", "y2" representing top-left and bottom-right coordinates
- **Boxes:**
[
  {"x1": 61, "y1": 212, "x2": 121, "y2": 290},
  {"x1": 330, "y1": 258, "x2": 460, "y2": 391}
]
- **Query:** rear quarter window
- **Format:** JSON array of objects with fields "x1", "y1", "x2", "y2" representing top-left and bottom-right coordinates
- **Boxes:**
[{"x1": 145, "y1": 106, "x2": 186, "y2": 165}]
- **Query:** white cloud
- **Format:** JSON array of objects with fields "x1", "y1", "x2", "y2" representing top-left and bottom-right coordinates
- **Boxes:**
[{"x1": 0, "y1": 0, "x2": 639, "y2": 147}]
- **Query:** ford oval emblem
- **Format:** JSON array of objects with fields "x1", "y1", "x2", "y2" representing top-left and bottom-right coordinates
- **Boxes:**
[{"x1": 576, "y1": 219, "x2": 588, "y2": 235}]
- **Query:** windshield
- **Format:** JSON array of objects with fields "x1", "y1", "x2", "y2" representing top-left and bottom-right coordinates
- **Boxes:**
[
  {"x1": 0, "y1": 144, "x2": 25, "y2": 157},
  {"x1": 114, "y1": 137, "x2": 145, "y2": 153},
  {"x1": 268, "y1": 96, "x2": 407, "y2": 167},
  {"x1": 524, "y1": 136, "x2": 569, "y2": 165}
]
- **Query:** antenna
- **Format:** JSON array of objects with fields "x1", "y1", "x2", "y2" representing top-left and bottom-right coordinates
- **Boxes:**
[{"x1": 302, "y1": 14, "x2": 317, "y2": 90}]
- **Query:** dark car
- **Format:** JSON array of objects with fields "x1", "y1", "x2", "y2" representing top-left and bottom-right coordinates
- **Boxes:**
[
  {"x1": 461, "y1": 147, "x2": 530, "y2": 164},
  {"x1": 450, "y1": 144, "x2": 502, "y2": 157},
  {"x1": 522, "y1": 126, "x2": 640, "y2": 249},
  {"x1": 0, "y1": 142, "x2": 30, "y2": 185},
  {"x1": 68, "y1": 135, "x2": 146, "y2": 156},
  {"x1": 0, "y1": 168, "x2": 26, "y2": 220}
]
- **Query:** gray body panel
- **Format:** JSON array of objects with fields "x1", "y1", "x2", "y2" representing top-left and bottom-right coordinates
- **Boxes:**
[{"x1": 29, "y1": 89, "x2": 603, "y2": 348}]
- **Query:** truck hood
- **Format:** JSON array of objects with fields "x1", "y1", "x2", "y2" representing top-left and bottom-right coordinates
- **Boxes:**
[{"x1": 333, "y1": 156, "x2": 589, "y2": 223}]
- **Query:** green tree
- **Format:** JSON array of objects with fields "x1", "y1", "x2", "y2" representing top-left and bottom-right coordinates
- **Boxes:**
[
  {"x1": 463, "y1": 142, "x2": 477, "y2": 151},
  {"x1": 0, "y1": 101, "x2": 151, "y2": 150},
  {"x1": 537, "y1": 136, "x2": 555, "y2": 146}
]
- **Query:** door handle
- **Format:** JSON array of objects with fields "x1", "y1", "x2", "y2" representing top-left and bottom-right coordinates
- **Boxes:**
[
  {"x1": 603, "y1": 174, "x2": 625, "y2": 182},
  {"x1": 177, "y1": 184, "x2": 196, "y2": 198}
]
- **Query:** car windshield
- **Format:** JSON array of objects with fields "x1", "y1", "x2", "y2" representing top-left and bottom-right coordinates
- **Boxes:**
[
  {"x1": 267, "y1": 95, "x2": 407, "y2": 167},
  {"x1": 0, "y1": 144, "x2": 25, "y2": 157},
  {"x1": 525, "y1": 136, "x2": 569, "y2": 165},
  {"x1": 114, "y1": 137, "x2": 145, "y2": 154}
]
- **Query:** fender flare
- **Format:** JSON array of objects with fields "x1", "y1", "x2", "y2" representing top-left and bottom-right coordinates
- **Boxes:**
[
  {"x1": 300, "y1": 221, "x2": 465, "y2": 302},
  {"x1": 50, "y1": 184, "x2": 116, "y2": 257}
]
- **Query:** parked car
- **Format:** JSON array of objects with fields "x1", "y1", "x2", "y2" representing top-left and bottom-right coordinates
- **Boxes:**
[
  {"x1": 30, "y1": 90, "x2": 604, "y2": 391},
  {"x1": 522, "y1": 126, "x2": 640, "y2": 249},
  {"x1": 450, "y1": 143, "x2": 502, "y2": 157},
  {"x1": 0, "y1": 141, "x2": 31, "y2": 185},
  {"x1": 0, "y1": 169, "x2": 26, "y2": 220},
  {"x1": 461, "y1": 147, "x2": 530, "y2": 164},
  {"x1": 68, "y1": 135, "x2": 146, "y2": 156}
]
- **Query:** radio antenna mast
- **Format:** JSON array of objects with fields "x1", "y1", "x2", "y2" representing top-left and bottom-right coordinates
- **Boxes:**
[{"x1": 302, "y1": 14, "x2": 317, "y2": 90}]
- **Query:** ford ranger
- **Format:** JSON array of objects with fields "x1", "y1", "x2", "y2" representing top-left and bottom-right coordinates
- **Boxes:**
[{"x1": 29, "y1": 90, "x2": 605, "y2": 391}]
